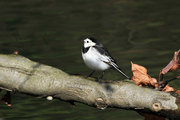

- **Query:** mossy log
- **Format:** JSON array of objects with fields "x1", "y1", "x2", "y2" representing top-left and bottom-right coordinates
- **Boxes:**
[{"x1": 0, "y1": 54, "x2": 179, "y2": 119}]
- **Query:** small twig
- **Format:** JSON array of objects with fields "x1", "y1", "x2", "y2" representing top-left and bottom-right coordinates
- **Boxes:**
[
  {"x1": 159, "y1": 73, "x2": 164, "y2": 82},
  {"x1": 158, "y1": 73, "x2": 164, "y2": 90},
  {"x1": 159, "y1": 76, "x2": 180, "y2": 90},
  {"x1": 0, "y1": 87, "x2": 12, "y2": 91}
]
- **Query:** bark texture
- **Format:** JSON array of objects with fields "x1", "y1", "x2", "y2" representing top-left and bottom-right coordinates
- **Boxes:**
[{"x1": 0, "y1": 54, "x2": 179, "y2": 119}]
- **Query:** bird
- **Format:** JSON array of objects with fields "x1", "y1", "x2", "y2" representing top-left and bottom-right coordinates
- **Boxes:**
[{"x1": 81, "y1": 37, "x2": 130, "y2": 80}]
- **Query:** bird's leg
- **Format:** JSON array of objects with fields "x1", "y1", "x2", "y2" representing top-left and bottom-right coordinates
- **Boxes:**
[
  {"x1": 98, "y1": 71, "x2": 105, "y2": 80},
  {"x1": 87, "y1": 71, "x2": 95, "y2": 78}
]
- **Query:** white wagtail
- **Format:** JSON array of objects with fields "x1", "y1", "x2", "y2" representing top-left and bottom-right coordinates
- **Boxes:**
[{"x1": 82, "y1": 37, "x2": 130, "y2": 80}]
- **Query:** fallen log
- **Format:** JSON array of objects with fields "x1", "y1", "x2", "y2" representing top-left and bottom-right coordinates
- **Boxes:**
[{"x1": 0, "y1": 54, "x2": 179, "y2": 119}]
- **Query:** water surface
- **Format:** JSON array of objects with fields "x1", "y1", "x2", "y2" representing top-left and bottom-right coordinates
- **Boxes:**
[{"x1": 0, "y1": 0, "x2": 180, "y2": 120}]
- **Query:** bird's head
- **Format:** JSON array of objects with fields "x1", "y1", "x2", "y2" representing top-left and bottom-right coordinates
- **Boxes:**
[{"x1": 83, "y1": 37, "x2": 102, "y2": 48}]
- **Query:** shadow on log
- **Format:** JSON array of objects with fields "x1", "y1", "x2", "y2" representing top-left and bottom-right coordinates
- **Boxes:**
[{"x1": 0, "y1": 54, "x2": 179, "y2": 119}]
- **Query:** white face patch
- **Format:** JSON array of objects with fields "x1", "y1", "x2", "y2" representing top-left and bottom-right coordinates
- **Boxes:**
[{"x1": 84, "y1": 38, "x2": 96, "y2": 48}]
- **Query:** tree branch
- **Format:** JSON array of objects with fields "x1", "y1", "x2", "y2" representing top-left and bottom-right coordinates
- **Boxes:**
[{"x1": 0, "y1": 54, "x2": 179, "y2": 119}]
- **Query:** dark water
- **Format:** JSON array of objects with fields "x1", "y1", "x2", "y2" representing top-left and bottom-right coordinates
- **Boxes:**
[{"x1": 0, "y1": 0, "x2": 180, "y2": 119}]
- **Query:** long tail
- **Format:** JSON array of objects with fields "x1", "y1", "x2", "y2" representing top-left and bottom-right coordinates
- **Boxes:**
[{"x1": 111, "y1": 62, "x2": 130, "y2": 80}]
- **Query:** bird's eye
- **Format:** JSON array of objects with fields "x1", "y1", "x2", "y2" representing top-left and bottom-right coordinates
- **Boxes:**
[{"x1": 87, "y1": 41, "x2": 89, "y2": 43}]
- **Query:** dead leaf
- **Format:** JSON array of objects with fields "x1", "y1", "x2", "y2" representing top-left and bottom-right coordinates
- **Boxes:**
[
  {"x1": 162, "y1": 84, "x2": 174, "y2": 92},
  {"x1": 131, "y1": 62, "x2": 174, "y2": 92},
  {"x1": 161, "y1": 49, "x2": 180, "y2": 74},
  {"x1": 131, "y1": 62, "x2": 158, "y2": 87},
  {"x1": 175, "y1": 89, "x2": 180, "y2": 95}
]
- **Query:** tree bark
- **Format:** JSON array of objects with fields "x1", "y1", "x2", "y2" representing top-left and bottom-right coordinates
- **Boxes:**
[{"x1": 0, "y1": 54, "x2": 179, "y2": 119}]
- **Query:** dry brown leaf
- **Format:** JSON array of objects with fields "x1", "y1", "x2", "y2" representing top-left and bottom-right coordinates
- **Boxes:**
[
  {"x1": 131, "y1": 62, "x2": 174, "y2": 92},
  {"x1": 131, "y1": 62, "x2": 158, "y2": 87},
  {"x1": 161, "y1": 49, "x2": 180, "y2": 74},
  {"x1": 162, "y1": 84, "x2": 174, "y2": 92},
  {"x1": 175, "y1": 89, "x2": 180, "y2": 95}
]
